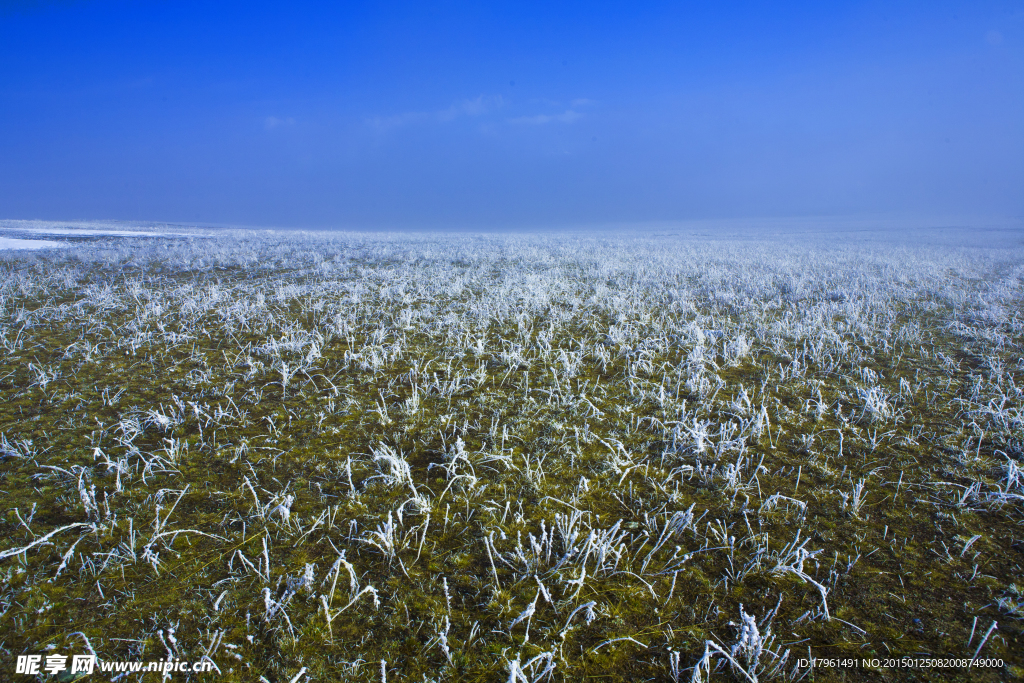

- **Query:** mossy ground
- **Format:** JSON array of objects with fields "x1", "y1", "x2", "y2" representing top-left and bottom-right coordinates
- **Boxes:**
[{"x1": 0, "y1": 233, "x2": 1022, "y2": 682}]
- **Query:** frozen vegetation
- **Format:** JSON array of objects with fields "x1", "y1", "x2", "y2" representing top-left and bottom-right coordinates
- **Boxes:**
[{"x1": 0, "y1": 228, "x2": 1022, "y2": 681}]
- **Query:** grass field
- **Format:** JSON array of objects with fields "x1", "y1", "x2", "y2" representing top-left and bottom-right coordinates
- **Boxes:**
[{"x1": 1, "y1": 228, "x2": 1022, "y2": 681}]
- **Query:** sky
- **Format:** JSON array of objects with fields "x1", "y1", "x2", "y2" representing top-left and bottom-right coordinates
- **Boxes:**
[{"x1": 0, "y1": 1, "x2": 1021, "y2": 230}]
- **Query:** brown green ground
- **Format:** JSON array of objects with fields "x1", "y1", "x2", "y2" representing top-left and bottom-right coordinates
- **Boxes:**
[{"x1": 0, "y1": 232, "x2": 1022, "y2": 681}]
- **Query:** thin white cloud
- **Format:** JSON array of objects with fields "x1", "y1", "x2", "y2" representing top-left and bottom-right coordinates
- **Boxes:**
[
  {"x1": 508, "y1": 110, "x2": 582, "y2": 125},
  {"x1": 265, "y1": 116, "x2": 296, "y2": 130},
  {"x1": 368, "y1": 95, "x2": 505, "y2": 130},
  {"x1": 367, "y1": 111, "x2": 428, "y2": 131},
  {"x1": 437, "y1": 95, "x2": 504, "y2": 121}
]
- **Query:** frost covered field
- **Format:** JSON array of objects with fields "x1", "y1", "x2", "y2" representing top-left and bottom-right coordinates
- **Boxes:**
[{"x1": 0, "y1": 228, "x2": 1022, "y2": 682}]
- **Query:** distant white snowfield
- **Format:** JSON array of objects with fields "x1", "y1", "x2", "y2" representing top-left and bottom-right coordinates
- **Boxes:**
[
  {"x1": 14, "y1": 227, "x2": 198, "y2": 237},
  {"x1": 0, "y1": 236, "x2": 68, "y2": 250},
  {"x1": 0, "y1": 219, "x2": 208, "y2": 249}
]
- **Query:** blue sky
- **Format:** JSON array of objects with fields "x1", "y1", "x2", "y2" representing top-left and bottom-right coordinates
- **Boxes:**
[{"x1": 1, "y1": 1, "x2": 1021, "y2": 229}]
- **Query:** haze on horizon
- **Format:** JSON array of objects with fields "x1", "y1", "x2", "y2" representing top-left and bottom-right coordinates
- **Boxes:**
[{"x1": 1, "y1": 1, "x2": 1021, "y2": 231}]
